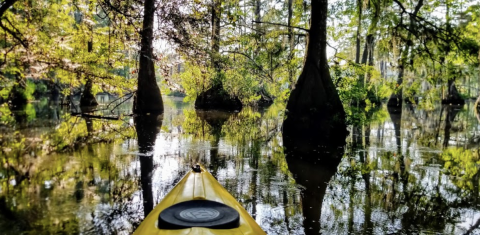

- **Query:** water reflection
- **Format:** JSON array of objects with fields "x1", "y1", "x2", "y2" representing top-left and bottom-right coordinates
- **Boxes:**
[
  {"x1": 135, "y1": 114, "x2": 163, "y2": 217},
  {"x1": 196, "y1": 110, "x2": 232, "y2": 176},
  {"x1": 3, "y1": 98, "x2": 480, "y2": 234},
  {"x1": 284, "y1": 146, "x2": 344, "y2": 235},
  {"x1": 283, "y1": 107, "x2": 347, "y2": 234},
  {"x1": 443, "y1": 105, "x2": 463, "y2": 148}
]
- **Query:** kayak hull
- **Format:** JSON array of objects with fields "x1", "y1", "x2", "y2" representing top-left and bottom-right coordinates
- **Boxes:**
[{"x1": 133, "y1": 166, "x2": 266, "y2": 235}]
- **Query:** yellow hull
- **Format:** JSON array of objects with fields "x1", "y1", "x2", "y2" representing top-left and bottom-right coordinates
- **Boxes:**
[{"x1": 133, "y1": 166, "x2": 266, "y2": 235}]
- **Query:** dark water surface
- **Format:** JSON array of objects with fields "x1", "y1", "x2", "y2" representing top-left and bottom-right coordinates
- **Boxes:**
[{"x1": 1, "y1": 96, "x2": 480, "y2": 234}]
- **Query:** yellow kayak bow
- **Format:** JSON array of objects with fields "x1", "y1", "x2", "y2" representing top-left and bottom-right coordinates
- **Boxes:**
[{"x1": 133, "y1": 165, "x2": 266, "y2": 235}]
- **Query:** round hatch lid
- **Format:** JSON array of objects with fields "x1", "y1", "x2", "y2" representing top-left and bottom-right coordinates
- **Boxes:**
[{"x1": 158, "y1": 200, "x2": 240, "y2": 229}]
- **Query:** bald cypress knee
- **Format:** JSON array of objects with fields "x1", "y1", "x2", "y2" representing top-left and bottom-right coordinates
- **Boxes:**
[
  {"x1": 284, "y1": 0, "x2": 347, "y2": 144},
  {"x1": 134, "y1": 0, "x2": 164, "y2": 114}
]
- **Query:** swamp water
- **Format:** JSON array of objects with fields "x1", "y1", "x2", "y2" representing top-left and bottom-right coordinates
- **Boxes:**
[{"x1": 1, "y1": 96, "x2": 480, "y2": 234}]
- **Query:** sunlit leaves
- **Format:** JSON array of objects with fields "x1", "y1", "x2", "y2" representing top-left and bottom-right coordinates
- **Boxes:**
[
  {"x1": 0, "y1": 0, "x2": 138, "y2": 100},
  {"x1": 0, "y1": 104, "x2": 14, "y2": 125},
  {"x1": 223, "y1": 67, "x2": 260, "y2": 104},
  {"x1": 443, "y1": 147, "x2": 480, "y2": 178},
  {"x1": 176, "y1": 62, "x2": 213, "y2": 102}
]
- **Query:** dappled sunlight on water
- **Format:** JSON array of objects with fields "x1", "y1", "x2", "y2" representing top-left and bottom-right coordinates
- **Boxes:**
[{"x1": 2, "y1": 97, "x2": 480, "y2": 234}]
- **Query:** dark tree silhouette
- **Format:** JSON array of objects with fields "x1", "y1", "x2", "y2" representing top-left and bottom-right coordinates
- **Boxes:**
[
  {"x1": 133, "y1": 0, "x2": 163, "y2": 114},
  {"x1": 284, "y1": 0, "x2": 347, "y2": 146}
]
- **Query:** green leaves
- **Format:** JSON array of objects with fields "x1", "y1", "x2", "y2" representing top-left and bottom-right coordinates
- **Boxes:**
[
  {"x1": 442, "y1": 147, "x2": 480, "y2": 190},
  {"x1": 0, "y1": 0, "x2": 139, "y2": 102}
]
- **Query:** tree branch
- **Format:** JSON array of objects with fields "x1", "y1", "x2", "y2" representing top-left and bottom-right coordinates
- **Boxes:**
[
  {"x1": 0, "y1": 0, "x2": 17, "y2": 18},
  {"x1": 0, "y1": 20, "x2": 27, "y2": 48},
  {"x1": 223, "y1": 50, "x2": 274, "y2": 82},
  {"x1": 392, "y1": 0, "x2": 407, "y2": 13},
  {"x1": 252, "y1": 20, "x2": 309, "y2": 32}
]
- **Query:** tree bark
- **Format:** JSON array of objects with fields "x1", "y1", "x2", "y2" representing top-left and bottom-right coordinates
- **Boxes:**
[
  {"x1": 356, "y1": 0, "x2": 380, "y2": 105},
  {"x1": 133, "y1": 0, "x2": 164, "y2": 114},
  {"x1": 80, "y1": 77, "x2": 98, "y2": 107},
  {"x1": 284, "y1": 0, "x2": 347, "y2": 143}
]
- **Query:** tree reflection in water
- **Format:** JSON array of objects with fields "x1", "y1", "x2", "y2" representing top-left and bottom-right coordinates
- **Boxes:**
[
  {"x1": 3, "y1": 98, "x2": 480, "y2": 234},
  {"x1": 283, "y1": 117, "x2": 347, "y2": 235},
  {"x1": 134, "y1": 114, "x2": 163, "y2": 217}
]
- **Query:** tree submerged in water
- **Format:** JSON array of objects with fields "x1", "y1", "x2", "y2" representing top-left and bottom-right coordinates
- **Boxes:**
[
  {"x1": 133, "y1": 0, "x2": 164, "y2": 114},
  {"x1": 283, "y1": 0, "x2": 348, "y2": 146}
]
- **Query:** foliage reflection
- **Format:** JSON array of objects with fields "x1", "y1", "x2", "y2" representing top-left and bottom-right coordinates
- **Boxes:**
[{"x1": 2, "y1": 98, "x2": 480, "y2": 234}]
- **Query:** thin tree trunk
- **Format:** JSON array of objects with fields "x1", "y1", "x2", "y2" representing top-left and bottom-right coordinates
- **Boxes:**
[
  {"x1": 358, "y1": 34, "x2": 374, "y2": 90},
  {"x1": 355, "y1": 0, "x2": 362, "y2": 64},
  {"x1": 211, "y1": 0, "x2": 221, "y2": 69},
  {"x1": 133, "y1": 0, "x2": 164, "y2": 114},
  {"x1": 357, "y1": 0, "x2": 380, "y2": 103},
  {"x1": 287, "y1": 0, "x2": 295, "y2": 89},
  {"x1": 255, "y1": 0, "x2": 261, "y2": 32},
  {"x1": 387, "y1": 0, "x2": 423, "y2": 107},
  {"x1": 253, "y1": 0, "x2": 262, "y2": 64}
]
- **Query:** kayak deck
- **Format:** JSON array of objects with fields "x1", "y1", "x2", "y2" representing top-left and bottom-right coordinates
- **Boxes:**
[{"x1": 133, "y1": 166, "x2": 266, "y2": 235}]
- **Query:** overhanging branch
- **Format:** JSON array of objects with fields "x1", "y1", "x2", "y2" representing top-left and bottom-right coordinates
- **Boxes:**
[
  {"x1": 252, "y1": 20, "x2": 309, "y2": 32},
  {"x1": 0, "y1": 0, "x2": 18, "y2": 18},
  {"x1": 0, "y1": 20, "x2": 27, "y2": 48}
]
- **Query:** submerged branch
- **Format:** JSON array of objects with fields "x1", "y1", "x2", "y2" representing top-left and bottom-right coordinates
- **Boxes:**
[{"x1": 71, "y1": 113, "x2": 121, "y2": 120}]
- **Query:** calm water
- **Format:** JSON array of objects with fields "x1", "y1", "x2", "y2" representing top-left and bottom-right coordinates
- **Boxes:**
[{"x1": 1, "y1": 96, "x2": 480, "y2": 234}]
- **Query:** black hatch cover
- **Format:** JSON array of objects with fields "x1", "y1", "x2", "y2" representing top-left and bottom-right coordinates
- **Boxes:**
[{"x1": 158, "y1": 200, "x2": 240, "y2": 229}]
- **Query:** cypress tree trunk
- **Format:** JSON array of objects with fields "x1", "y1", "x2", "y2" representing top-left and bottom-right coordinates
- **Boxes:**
[
  {"x1": 284, "y1": 0, "x2": 347, "y2": 144},
  {"x1": 8, "y1": 72, "x2": 27, "y2": 109},
  {"x1": 80, "y1": 40, "x2": 98, "y2": 107},
  {"x1": 80, "y1": 76, "x2": 98, "y2": 107},
  {"x1": 355, "y1": 0, "x2": 380, "y2": 105},
  {"x1": 133, "y1": 0, "x2": 163, "y2": 114},
  {"x1": 442, "y1": 77, "x2": 464, "y2": 105}
]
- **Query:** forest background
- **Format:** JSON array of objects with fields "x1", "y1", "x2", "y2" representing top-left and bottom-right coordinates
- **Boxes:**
[{"x1": 0, "y1": 0, "x2": 478, "y2": 118}]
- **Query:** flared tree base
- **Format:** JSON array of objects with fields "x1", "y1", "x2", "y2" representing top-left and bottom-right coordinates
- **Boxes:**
[{"x1": 195, "y1": 84, "x2": 242, "y2": 111}]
